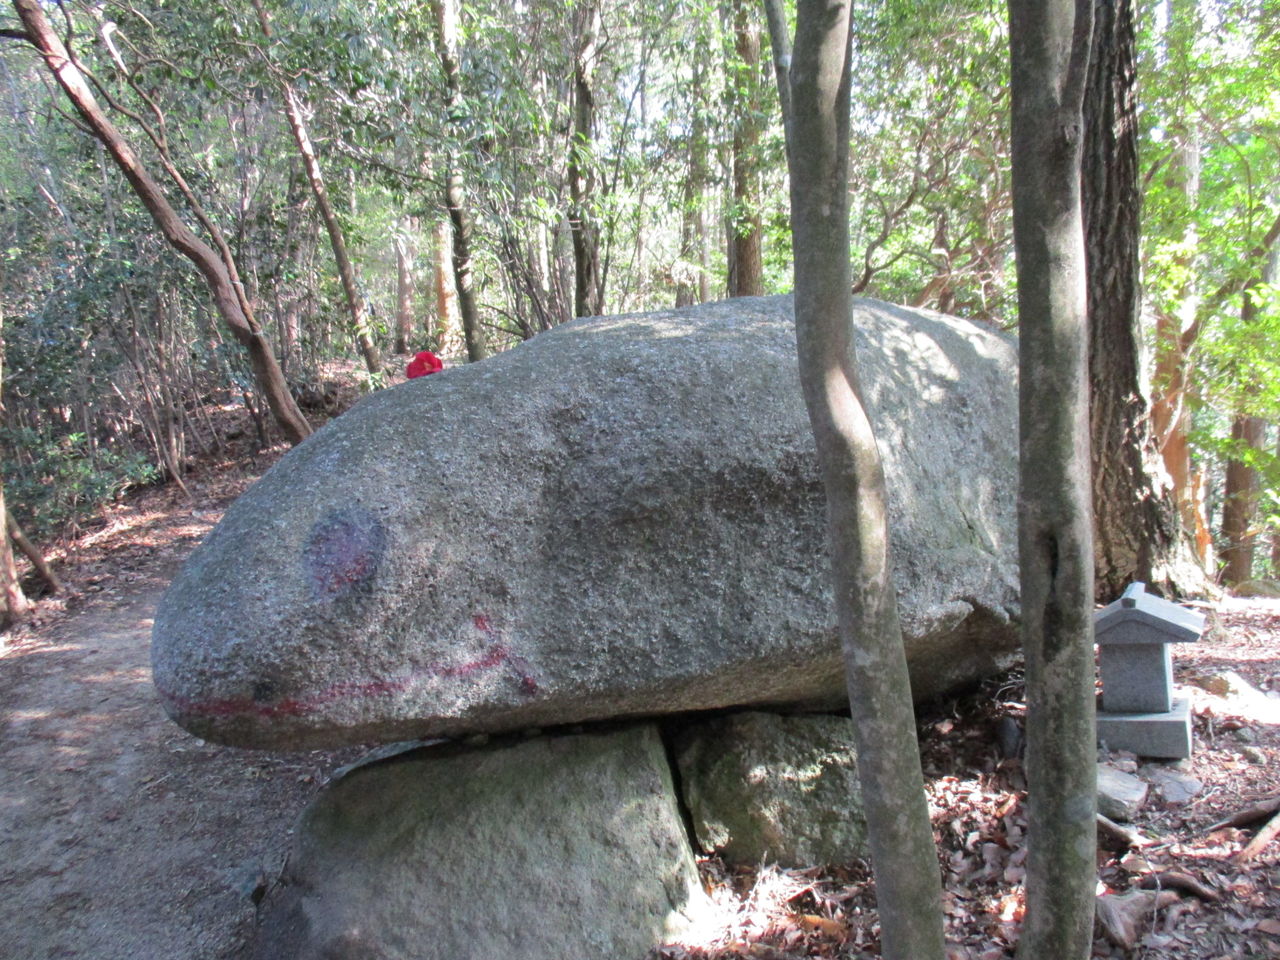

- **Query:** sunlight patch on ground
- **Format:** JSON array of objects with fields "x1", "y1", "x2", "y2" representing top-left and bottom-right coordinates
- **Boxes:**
[
  {"x1": 77, "y1": 667, "x2": 151, "y2": 687},
  {"x1": 0, "y1": 638, "x2": 82, "y2": 661},
  {"x1": 1189, "y1": 675, "x2": 1280, "y2": 726},
  {"x1": 73, "y1": 509, "x2": 168, "y2": 552},
  {"x1": 661, "y1": 862, "x2": 864, "y2": 957}
]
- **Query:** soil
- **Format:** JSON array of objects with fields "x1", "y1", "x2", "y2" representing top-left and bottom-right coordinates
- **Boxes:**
[
  {"x1": 0, "y1": 451, "x2": 362, "y2": 960},
  {"x1": 1, "y1": 444, "x2": 1277, "y2": 959}
]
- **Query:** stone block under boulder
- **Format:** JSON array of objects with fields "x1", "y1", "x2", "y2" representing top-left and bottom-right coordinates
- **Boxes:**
[
  {"x1": 676, "y1": 711, "x2": 867, "y2": 868},
  {"x1": 253, "y1": 724, "x2": 707, "y2": 960},
  {"x1": 153, "y1": 295, "x2": 1020, "y2": 751}
]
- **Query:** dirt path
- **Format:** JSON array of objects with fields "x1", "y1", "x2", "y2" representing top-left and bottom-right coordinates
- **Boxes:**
[{"x1": 0, "y1": 570, "x2": 345, "y2": 960}]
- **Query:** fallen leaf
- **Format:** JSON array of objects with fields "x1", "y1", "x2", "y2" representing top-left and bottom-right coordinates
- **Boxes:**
[{"x1": 796, "y1": 913, "x2": 846, "y2": 938}]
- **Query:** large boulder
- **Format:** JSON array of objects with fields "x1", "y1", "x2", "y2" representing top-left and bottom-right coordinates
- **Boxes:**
[
  {"x1": 253, "y1": 725, "x2": 707, "y2": 960},
  {"x1": 153, "y1": 295, "x2": 1019, "y2": 751},
  {"x1": 676, "y1": 711, "x2": 867, "y2": 867}
]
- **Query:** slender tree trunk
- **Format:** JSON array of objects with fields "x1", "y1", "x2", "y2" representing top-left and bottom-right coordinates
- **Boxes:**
[
  {"x1": 1150, "y1": 0, "x2": 1212, "y2": 570},
  {"x1": 1220, "y1": 247, "x2": 1278, "y2": 586},
  {"x1": 0, "y1": 303, "x2": 30, "y2": 623},
  {"x1": 569, "y1": 2, "x2": 604, "y2": 318},
  {"x1": 430, "y1": 0, "x2": 487, "y2": 362},
  {"x1": 6, "y1": 511, "x2": 62, "y2": 594},
  {"x1": 432, "y1": 219, "x2": 463, "y2": 354},
  {"x1": 1273, "y1": 428, "x2": 1280, "y2": 576},
  {"x1": 1150, "y1": 318, "x2": 1214, "y2": 566},
  {"x1": 1221, "y1": 413, "x2": 1266, "y2": 585},
  {"x1": 251, "y1": 0, "x2": 381, "y2": 375},
  {"x1": 0, "y1": 479, "x2": 28, "y2": 624},
  {"x1": 727, "y1": 0, "x2": 765, "y2": 298},
  {"x1": 281, "y1": 86, "x2": 382, "y2": 374},
  {"x1": 1082, "y1": 0, "x2": 1200, "y2": 599},
  {"x1": 762, "y1": 0, "x2": 792, "y2": 133},
  {"x1": 784, "y1": 4, "x2": 944, "y2": 958},
  {"x1": 11, "y1": 0, "x2": 312, "y2": 445},
  {"x1": 394, "y1": 230, "x2": 415, "y2": 354},
  {"x1": 676, "y1": 59, "x2": 708, "y2": 308},
  {"x1": 1008, "y1": 1, "x2": 1097, "y2": 957}
]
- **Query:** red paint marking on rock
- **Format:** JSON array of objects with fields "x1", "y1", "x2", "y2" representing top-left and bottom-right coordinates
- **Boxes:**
[{"x1": 156, "y1": 617, "x2": 541, "y2": 721}]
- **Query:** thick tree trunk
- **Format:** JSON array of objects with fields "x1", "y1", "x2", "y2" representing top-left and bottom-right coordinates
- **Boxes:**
[
  {"x1": 785, "y1": 4, "x2": 944, "y2": 958},
  {"x1": 430, "y1": 0, "x2": 487, "y2": 362},
  {"x1": 1082, "y1": 0, "x2": 1201, "y2": 599},
  {"x1": 1007, "y1": 1, "x2": 1097, "y2": 957},
  {"x1": 727, "y1": 0, "x2": 765, "y2": 298},
  {"x1": 569, "y1": 2, "x2": 604, "y2": 318},
  {"x1": 11, "y1": 0, "x2": 312, "y2": 445}
]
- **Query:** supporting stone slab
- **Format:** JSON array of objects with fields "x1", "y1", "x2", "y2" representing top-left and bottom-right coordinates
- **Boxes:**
[{"x1": 1097, "y1": 697, "x2": 1193, "y2": 760}]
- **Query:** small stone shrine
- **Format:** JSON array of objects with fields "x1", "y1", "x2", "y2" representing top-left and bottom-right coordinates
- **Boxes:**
[{"x1": 1095, "y1": 581, "x2": 1204, "y2": 759}]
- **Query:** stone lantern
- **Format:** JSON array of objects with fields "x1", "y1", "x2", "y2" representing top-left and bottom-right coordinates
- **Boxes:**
[{"x1": 1094, "y1": 582, "x2": 1204, "y2": 759}]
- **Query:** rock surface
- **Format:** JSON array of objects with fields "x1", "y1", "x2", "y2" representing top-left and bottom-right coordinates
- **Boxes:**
[
  {"x1": 1144, "y1": 765, "x2": 1205, "y2": 805},
  {"x1": 1232, "y1": 579, "x2": 1280, "y2": 598},
  {"x1": 676, "y1": 711, "x2": 867, "y2": 867},
  {"x1": 1096, "y1": 763, "x2": 1149, "y2": 822},
  {"x1": 153, "y1": 295, "x2": 1020, "y2": 750},
  {"x1": 253, "y1": 725, "x2": 707, "y2": 960}
]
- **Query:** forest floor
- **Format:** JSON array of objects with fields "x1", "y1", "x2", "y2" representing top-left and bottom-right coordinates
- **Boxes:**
[{"x1": 0, "y1": 416, "x2": 1277, "y2": 959}]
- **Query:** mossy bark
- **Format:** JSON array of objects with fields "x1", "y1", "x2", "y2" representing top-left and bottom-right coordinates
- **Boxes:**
[{"x1": 1008, "y1": 0, "x2": 1098, "y2": 956}]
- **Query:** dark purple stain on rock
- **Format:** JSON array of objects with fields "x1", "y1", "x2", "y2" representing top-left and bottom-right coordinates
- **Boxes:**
[{"x1": 305, "y1": 508, "x2": 387, "y2": 601}]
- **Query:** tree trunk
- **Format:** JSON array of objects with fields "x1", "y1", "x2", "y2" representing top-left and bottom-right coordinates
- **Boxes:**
[
  {"x1": 1150, "y1": 0, "x2": 1212, "y2": 571},
  {"x1": 727, "y1": 0, "x2": 765, "y2": 298},
  {"x1": 784, "y1": 4, "x2": 945, "y2": 958},
  {"x1": 569, "y1": 2, "x2": 604, "y2": 318},
  {"x1": 1221, "y1": 413, "x2": 1266, "y2": 586},
  {"x1": 430, "y1": 0, "x2": 487, "y2": 362},
  {"x1": 432, "y1": 218, "x2": 463, "y2": 355},
  {"x1": 676, "y1": 60, "x2": 708, "y2": 309},
  {"x1": 1008, "y1": 1, "x2": 1097, "y2": 957},
  {"x1": 0, "y1": 304, "x2": 30, "y2": 624},
  {"x1": 394, "y1": 230, "x2": 415, "y2": 354},
  {"x1": 0, "y1": 478, "x2": 29, "y2": 624},
  {"x1": 280, "y1": 85, "x2": 382, "y2": 375},
  {"x1": 1220, "y1": 245, "x2": 1278, "y2": 587},
  {"x1": 1082, "y1": 0, "x2": 1201, "y2": 599},
  {"x1": 1273, "y1": 428, "x2": 1280, "y2": 576},
  {"x1": 6, "y1": 511, "x2": 62, "y2": 595},
  {"x1": 762, "y1": 0, "x2": 792, "y2": 133},
  {"x1": 252, "y1": 0, "x2": 382, "y2": 375},
  {"x1": 11, "y1": 0, "x2": 312, "y2": 445}
]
